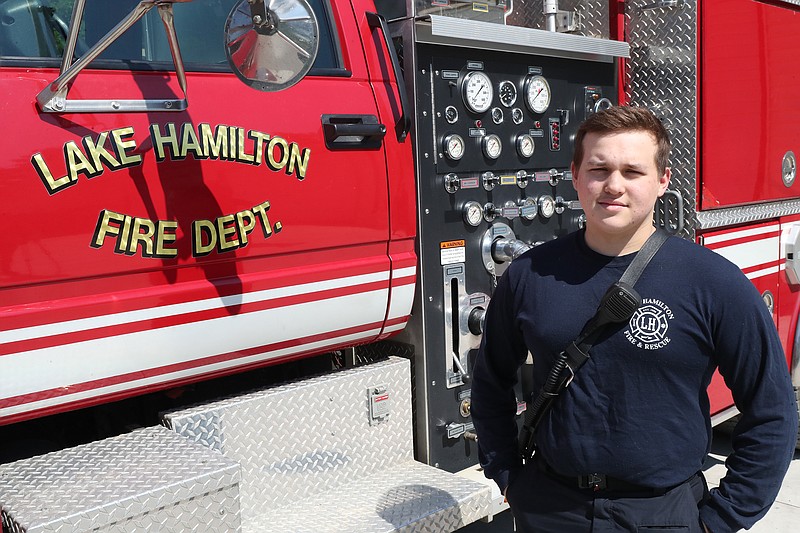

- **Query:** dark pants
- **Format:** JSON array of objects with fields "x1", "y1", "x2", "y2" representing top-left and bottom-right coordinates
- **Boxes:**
[{"x1": 505, "y1": 461, "x2": 709, "y2": 532}]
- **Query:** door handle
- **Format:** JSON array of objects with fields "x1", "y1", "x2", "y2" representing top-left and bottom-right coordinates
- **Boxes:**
[{"x1": 322, "y1": 114, "x2": 386, "y2": 149}]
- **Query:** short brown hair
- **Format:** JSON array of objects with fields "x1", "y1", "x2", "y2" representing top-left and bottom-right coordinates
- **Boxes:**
[{"x1": 572, "y1": 106, "x2": 671, "y2": 175}]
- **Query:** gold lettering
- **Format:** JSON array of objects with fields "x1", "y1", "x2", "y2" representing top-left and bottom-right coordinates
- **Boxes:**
[
  {"x1": 238, "y1": 127, "x2": 255, "y2": 163},
  {"x1": 216, "y1": 214, "x2": 239, "y2": 250},
  {"x1": 64, "y1": 141, "x2": 96, "y2": 183},
  {"x1": 155, "y1": 220, "x2": 178, "y2": 257},
  {"x1": 235, "y1": 210, "x2": 256, "y2": 245},
  {"x1": 111, "y1": 127, "x2": 142, "y2": 166},
  {"x1": 83, "y1": 131, "x2": 121, "y2": 171},
  {"x1": 91, "y1": 210, "x2": 125, "y2": 249},
  {"x1": 199, "y1": 123, "x2": 228, "y2": 159},
  {"x1": 249, "y1": 131, "x2": 270, "y2": 165},
  {"x1": 193, "y1": 219, "x2": 217, "y2": 256},
  {"x1": 129, "y1": 217, "x2": 156, "y2": 256},
  {"x1": 180, "y1": 123, "x2": 202, "y2": 159},
  {"x1": 266, "y1": 137, "x2": 289, "y2": 172},
  {"x1": 31, "y1": 153, "x2": 71, "y2": 194},
  {"x1": 288, "y1": 143, "x2": 311, "y2": 179},
  {"x1": 150, "y1": 123, "x2": 179, "y2": 161}
]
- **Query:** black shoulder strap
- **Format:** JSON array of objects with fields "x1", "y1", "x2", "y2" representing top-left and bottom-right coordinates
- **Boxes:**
[{"x1": 619, "y1": 228, "x2": 670, "y2": 288}]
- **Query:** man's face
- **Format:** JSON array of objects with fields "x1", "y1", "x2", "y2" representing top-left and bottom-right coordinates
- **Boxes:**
[{"x1": 571, "y1": 130, "x2": 670, "y2": 247}]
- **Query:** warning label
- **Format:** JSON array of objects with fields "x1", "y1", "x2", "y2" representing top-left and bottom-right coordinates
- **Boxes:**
[{"x1": 440, "y1": 240, "x2": 466, "y2": 265}]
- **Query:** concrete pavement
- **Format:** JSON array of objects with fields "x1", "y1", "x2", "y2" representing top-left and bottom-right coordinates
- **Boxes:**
[{"x1": 460, "y1": 428, "x2": 800, "y2": 532}]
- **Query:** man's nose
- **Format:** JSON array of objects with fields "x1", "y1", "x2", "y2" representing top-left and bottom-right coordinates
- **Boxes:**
[{"x1": 603, "y1": 171, "x2": 624, "y2": 194}]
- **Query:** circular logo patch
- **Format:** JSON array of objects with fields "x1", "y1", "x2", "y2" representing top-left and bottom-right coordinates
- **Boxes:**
[{"x1": 624, "y1": 299, "x2": 674, "y2": 350}]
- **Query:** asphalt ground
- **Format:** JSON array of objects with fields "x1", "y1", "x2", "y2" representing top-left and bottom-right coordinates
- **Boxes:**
[{"x1": 460, "y1": 428, "x2": 800, "y2": 532}]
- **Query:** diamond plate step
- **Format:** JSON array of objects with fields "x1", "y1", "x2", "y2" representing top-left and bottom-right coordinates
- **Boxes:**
[
  {"x1": 163, "y1": 356, "x2": 491, "y2": 532},
  {"x1": 0, "y1": 425, "x2": 241, "y2": 533}
]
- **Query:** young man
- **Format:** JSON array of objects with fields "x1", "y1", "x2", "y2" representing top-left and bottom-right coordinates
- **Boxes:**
[{"x1": 471, "y1": 106, "x2": 797, "y2": 532}]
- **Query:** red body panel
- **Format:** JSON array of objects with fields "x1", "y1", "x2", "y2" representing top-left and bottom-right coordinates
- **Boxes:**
[
  {"x1": 0, "y1": 0, "x2": 417, "y2": 424},
  {"x1": 700, "y1": 0, "x2": 800, "y2": 210}
]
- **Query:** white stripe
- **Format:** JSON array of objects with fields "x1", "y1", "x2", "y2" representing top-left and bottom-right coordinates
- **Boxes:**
[
  {"x1": 0, "y1": 270, "x2": 390, "y2": 344},
  {"x1": 711, "y1": 236, "x2": 779, "y2": 271},
  {"x1": 1, "y1": 289, "x2": 388, "y2": 400},
  {"x1": 387, "y1": 284, "x2": 415, "y2": 320},
  {"x1": 745, "y1": 265, "x2": 781, "y2": 280},
  {"x1": 703, "y1": 224, "x2": 779, "y2": 245},
  {"x1": 0, "y1": 328, "x2": 383, "y2": 419},
  {"x1": 382, "y1": 322, "x2": 408, "y2": 335},
  {"x1": 392, "y1": 266, "x2": 417, "y2": 279}
]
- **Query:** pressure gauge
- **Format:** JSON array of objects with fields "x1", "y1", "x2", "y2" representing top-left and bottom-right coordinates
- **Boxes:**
[
  {"x1": 462, "y1": 71, "x2": 493, "y2": 114},
  {"x1": 482, "y1": 134, "x2": 502, "y2": 160},
  {"x1": 518, "y1": 197, "x2": 538, "y2": 220},
  {"x1": 443, "y1": 134, "x2": 465, "y2": 160},
  {"x1": 498, "y1": 80, "x2": 517, "y2": 107},
  {"x1": 444, "y1": 105, "x2": 459, "y2": 124},
  {"x1": 516, "y1": 133, "x2": 535, "y2": 158},
  {"x1": 491, "y1": 107, "x2": 504, "y2": 125},
  {"x1": 525, "y1": 75, "x2": 551, "y2": 114},
  {"x1": 538, "y1": 194, "x2": 556, "y2": 219},
  {"x1": 511, "y1": 107, "x2": 524, "y2": 125},
  {"x1": 463, "y1": 201, "x2": 484, "y2": 227}
]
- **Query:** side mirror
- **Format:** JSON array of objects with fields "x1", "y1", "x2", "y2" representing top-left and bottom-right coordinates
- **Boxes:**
[{"x1": 225, "y1": 0, "x2": 319, "y2": 92}]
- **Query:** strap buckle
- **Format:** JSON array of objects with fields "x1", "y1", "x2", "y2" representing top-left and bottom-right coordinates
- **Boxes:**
[{"x1": 578, "y1": 473, "x2": 607, "y2": 491}]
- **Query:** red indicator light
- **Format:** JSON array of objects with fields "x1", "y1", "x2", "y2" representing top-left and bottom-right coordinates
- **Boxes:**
[{"x1": 475, "y1": 120, "x2": 482, "y2": 128}]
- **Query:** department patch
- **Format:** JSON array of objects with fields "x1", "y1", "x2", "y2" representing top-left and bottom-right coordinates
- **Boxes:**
[{"x1": 624, "y1": 298, "x2": 674, "y2": 350}]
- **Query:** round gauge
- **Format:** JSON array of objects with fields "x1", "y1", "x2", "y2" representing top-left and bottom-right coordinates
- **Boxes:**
[
  {"x1": 491, "y1": 107, "x2": 504, "y2": 125},
  {"x1": 525, "y1": 75, "x2": 551, "y2": 114},
  {"x1": 444, "y1": 105, "x2": 459, "y2": 124},
  {"x1": 482, "y1": 134, "x2": 502, "y2": 160},
  {"x1": 538, "y1": 194, "x2": 556, "y2": 219},
  {"x1": 443, "y1": 134, "x2": 465, "y2": 160},
  {"x1": 498, "y1": 80, "x2": 517, "y2": 107},
  {"x1": 463, "y1": 201, "x2": 484, "y2": 227},
  {"x1": 594, "y1": 97, "x2": 613, "y2": 114},
  {"x1": 462, "y1": 71, "x2": 493, "y2": 114},
  {"x1": 518, "y1": 197, "x2": 538, "y2": 220},
  {"x1": 511, "y1": 107, "x2": 524, "y2": 125},
  {"x1": 516, "y1": 133, "x2": 535, "y2": 158}
]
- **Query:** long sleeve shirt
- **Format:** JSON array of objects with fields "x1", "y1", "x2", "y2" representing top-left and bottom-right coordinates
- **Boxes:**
[{"x1": 471, "y1": 230, "x2": 797, "y2": 532}]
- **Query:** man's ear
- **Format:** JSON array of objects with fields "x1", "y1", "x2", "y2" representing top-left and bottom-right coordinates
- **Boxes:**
[
  {"x1": 658, "y1": 167, "x2": 671, "y2": 197},
  {"x1": 571, "y1": 162, "x2": 578, "y2": 191}
]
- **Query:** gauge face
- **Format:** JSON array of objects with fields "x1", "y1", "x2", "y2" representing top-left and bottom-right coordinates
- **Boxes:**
[
  {"x1": 498, "y1": 80, "x2": 517, "y2": 107},
  {"x1": 463, "y1": 201, "x2": 484, "y2": 227},
  {"x1": 462, "y1": 71, "x2": 493, "y2": 114},
  {"x1": 516, "y1": 133, "x2": 535, "y2": 158},
  {"x1": 525, "y1": 75, "x2": 551, "y2": 114},
  {"x1": 483, "y1": 134, "x2": 502, "y2": 159},
  {"x1": 443, "y1": 134, "x2": 465, "y2": 160},
  {"x1": 491, "y1": 107, "x2": 504, "y2": 125},
  {"x1": 511, "y1": 107, "x2": 524, "y2": 125},
  {"x1": 444, "y1": 105, "x2": 459, "y2": 124},
  {"x1": 539, "y1": 194, "x2": 555, "y2": 218},
  {"x1": 519, "y1": 197, "x2": 538, "y2": 220}
]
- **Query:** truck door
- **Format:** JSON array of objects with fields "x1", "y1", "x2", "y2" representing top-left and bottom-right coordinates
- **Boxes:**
[{"x1": 0, "y1": 0, "x2": 395, "y2": 424}]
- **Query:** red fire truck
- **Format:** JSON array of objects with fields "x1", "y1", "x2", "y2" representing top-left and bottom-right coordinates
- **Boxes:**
[{"x1": 0, "y1": 0, "x2": 798, "y2": 531}]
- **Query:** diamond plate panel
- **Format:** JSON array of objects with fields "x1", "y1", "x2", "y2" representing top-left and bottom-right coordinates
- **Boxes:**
[
  {"x1": 0, "y1": 426, "x2": 241, "y2": 533},
  {"x1": 241, "y1": 460, "x2": 490, "y2": 533},
  {"x1": 164, "y1": 357, "x2": 415, "y2": 517},
  {"x1": 506, "y1": 0, "x2": 610, "y2": 38},
  {"x1": 625, "y1": 0, "x2": 698, "y2": 240}
]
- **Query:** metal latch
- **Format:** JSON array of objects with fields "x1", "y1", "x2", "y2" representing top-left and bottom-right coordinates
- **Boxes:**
[
  {"x1": 368, "y1": 386, "x2": 390, "y2": 426},
  {"x1": 641, "y1": 0, "x2": 686, "y2": 10}
]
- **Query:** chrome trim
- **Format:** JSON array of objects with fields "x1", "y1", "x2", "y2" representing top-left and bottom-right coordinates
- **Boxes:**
[
  {"x1": 37, "y1": 0, "x2": 190, "y2": 113},
  {"x1": 697, "y1": 199, "x2": 800, "y2": 230},
  {"x1": 415, "y1": 15, "x2": 630, "y2": 62},
  {"x1": 711, "y1": 405, "x2": 740, "y2": 427}
]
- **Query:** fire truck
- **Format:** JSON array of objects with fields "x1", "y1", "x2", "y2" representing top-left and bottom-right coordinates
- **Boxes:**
[{"x1": 1, "y1": 0, "x2": 798, "y2": 531}]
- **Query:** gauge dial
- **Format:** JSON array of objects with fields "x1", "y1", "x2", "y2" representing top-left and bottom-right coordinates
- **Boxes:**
[
  {"x1": 444, "y1": 105, "x2": 459, "y2": 124},
  {"x1": 462, "y1": 71, "x2": 493, "y2": 114},
  {"x1": 498, "y1": 80, "x2": 517, "y2": 107},
  {"x1": 516, "y1": 133, "x2": 535, "y2": 158},
  {"x1": 539, "y1": 194, "x2": 556, "y2": 219},
  {"x1": 463, "y1": 201, "x2": 484, "y2": 227},
  {"x1": 482, "y1": 134, "x2": 502, "y2": 160},
  {"x1": 525, "y1": 75, "x2": 551, "y2": 114},
  {"x1": 491, "y1": 107, "x2": 504, "y2": 125},
  {"x1": 511, "y1": 107, "x2": 524, "y2": 124},
  {"x1": 518, "y1": 197, "x2": 538, "y2": 220},
  {"x1": 443, "y1": 134, "x2": 465, "y2": 160}
]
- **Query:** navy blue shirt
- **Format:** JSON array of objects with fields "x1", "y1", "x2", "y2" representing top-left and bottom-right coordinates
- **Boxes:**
[{"x1": 471, "y1": 230, "x2": 797, "y2": 532}]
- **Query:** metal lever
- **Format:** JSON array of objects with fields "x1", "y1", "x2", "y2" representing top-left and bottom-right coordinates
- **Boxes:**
[{"x1": 641, "y1": 0, "x2": 686, "y2": 10}]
